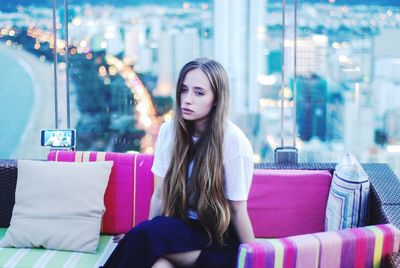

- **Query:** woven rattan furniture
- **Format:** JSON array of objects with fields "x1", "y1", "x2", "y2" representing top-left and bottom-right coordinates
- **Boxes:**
[
  {"x1": 254, "y1": 162, "x2": 400, "y2": 229},
  {"x1": 387, "y1": 252, "x2": 400, "y2": 268},
  {"x1": 2, "y1": 160, "x2": 398, "y2": 229},
  {"x1": 0, "y1": 160, "x2": 17, "y2": 228},
  {"x1": 0, "y1": 158, "x2": 399, "y2": 267}
]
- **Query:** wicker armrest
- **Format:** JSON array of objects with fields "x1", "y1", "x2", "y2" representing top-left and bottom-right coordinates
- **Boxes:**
[
  {"x1": 363, "y1": 164, "x2": 400, "y2": 229},
  {"x1": 386, "y1": 252, "x2": 400, "y2": 268},
  {"x1": 0, "y1": 159, "x2": 17, "y2": 228}
]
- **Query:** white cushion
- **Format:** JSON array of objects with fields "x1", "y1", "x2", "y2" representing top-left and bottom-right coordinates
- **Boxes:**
[
  {"x1": 325, "y1": 153, "x2": 370, "y2": 231},
  {"x1": 0, "y1": 160, "x2": 113, "y2": 253}
]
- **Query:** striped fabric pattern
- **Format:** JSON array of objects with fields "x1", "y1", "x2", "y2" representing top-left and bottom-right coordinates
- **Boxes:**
[
  {"x1": 47, "y1": 151, "x2": 155, "y2": 234},
  {"x1": 237, "y1": 224, "x2": 400, "y2": 268},
  {"x1": 325, "y1": 154, "x2": 370, "y2": 231},
  {"x1": 0, "y1": 228, "x2": 116, "y2": 268}
]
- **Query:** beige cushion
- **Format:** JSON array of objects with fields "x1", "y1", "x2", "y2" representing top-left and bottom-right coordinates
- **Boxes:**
[{"x1": 0, "y1": 160, "x2": 113, "y2": 253}]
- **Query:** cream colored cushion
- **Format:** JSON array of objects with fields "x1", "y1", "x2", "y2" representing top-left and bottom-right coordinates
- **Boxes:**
[{"x1": 0, "y1": 160, "x2": 113, "y2": 253}]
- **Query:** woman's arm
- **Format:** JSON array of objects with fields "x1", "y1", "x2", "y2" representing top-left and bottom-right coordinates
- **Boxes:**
[
  {"x1": 149, "y1": 175, "x2": 163, "y2": 219},
  {"x1": 229, "y1": 200, "x2": 255, "y2": 243}
]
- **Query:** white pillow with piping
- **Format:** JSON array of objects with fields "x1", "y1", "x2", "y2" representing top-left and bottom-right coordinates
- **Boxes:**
[{"x1": 0, "y1": 160, "x2": 113, "y2": 253}]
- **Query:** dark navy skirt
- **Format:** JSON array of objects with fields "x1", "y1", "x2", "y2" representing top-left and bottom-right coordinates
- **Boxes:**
[{"x1": 102, "y1": 216, "x2": 239, "y2": 268}]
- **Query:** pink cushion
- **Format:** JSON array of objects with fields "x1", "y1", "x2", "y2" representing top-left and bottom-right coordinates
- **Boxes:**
[
  {"x1": 48, "y1": 151, "x2": 154, "y2": 234},
  {"x1": 248, "y1": 169, "x2": 332, "y2": 238}
]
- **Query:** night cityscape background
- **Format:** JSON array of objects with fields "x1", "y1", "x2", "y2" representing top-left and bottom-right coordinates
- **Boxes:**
[{"x1": 0, "y1": 0, "x2": 399, "y2": 176}]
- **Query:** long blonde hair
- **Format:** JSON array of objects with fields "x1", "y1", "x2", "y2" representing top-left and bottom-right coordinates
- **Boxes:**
[{"x1": 162, "y1": 58, "x2": 230, "y2": 245}]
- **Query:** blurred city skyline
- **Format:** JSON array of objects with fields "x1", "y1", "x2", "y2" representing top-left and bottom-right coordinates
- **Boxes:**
[
  {"x1": 0, "y1": 0, "x2": 399, "y2": 176},
  {"x1": 1, "y1": 0, "x2": 400, "y2": 9}
]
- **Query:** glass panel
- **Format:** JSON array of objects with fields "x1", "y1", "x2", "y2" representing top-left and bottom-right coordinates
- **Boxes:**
[
  {"x1": 0, "y1": 2, "x2": 55, "y2": 159},
  {"x1": 292, "y1": 0, "x2": 400, "y2": 176},
  {"x1": 256, "y1": 1, "x2": 284, "y2": 162},
  {"x1": 67, "y1": 1, "x2": 212, "y2": 154},
  {"x1": 3, "y1": 0, "x2": 399, "y2": 178}
]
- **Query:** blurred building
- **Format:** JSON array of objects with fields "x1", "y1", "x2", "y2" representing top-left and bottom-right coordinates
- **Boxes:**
[
  {"x1": 384, "y1": 108, "x2": 400, "y2": 143},
  {"x1": 342, "y1": 84, "x2": 374, "y2": 153},
  {"x1": 296, "y1": 75, "x2": 328, "y2": 142},
  {"x1": 266, "y1": 49, "x2": 282, "y2": 75},
  {"x1": 286, "y1": 35, "x2": 328, "y2": 77},
  {"x1": 326, "y1": 91, "x2": 344, "y2": 141},
  {"x1": 155, "y1": 8, "x2": 212, "y2": 97},
  {"x1": 157, "y1": 26, "x2": 200, "y2": 96},
  {"x1": 213, "y1": 0, "x2": 265, "y2": 116},
  {"x1": 124, "y1": 22, "x2": 153, "y2": 73},
  {"x1": 374, "y1": 29, "x2": 400, "y2": 58},
  {"x1": 372, "y1": 78, "x2": 400, "y2": 119},
  {"x1": 213, "y1": 0, "x2": 266, "y2": 147}
]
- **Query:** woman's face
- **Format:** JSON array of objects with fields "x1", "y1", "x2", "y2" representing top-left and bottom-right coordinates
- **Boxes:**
[{"x1": 180, "y1": 68, "x2": 215, "y2": 131}]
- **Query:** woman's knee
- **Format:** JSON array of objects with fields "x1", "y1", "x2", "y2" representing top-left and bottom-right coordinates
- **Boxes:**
[
  {"x1": 128, "y1": 219, "x2": 153, "y2": 236},
  {"x1": 123, "y1": 221, "x2": 155, "y2": 247},
  {"x1": 152, "y1": 257, "x2": 175, "y2": 268},
  {"x1": 128, "y1": 216, "x2": 175, "y2": 239},
  {"x1": 129, "y1": 217, "x2": 164, "y2": 232},
  {"x1": 165, "y1": 250, "x2": 201, "y2": 267}
]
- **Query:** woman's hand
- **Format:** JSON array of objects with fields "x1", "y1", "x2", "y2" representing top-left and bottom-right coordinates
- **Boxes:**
[{"x1": 113, "y1": 233, "x2": 125, "y2": 243}]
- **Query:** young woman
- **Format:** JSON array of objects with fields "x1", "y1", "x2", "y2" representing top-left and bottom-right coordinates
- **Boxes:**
[{"x1": 103, "y1": 58, "x2": 255, "y2": 268}]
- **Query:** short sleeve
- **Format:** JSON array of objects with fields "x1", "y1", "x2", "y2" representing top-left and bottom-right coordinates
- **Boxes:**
[
  {"x1": 224, "y1": 155, "x2": 254, "y2": 201},
  {"x1": 151, "y1": 121, "x2": 173, "y2": 178}
]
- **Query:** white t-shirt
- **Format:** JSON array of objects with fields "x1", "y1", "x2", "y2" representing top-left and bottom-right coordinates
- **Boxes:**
[{"x1": 151, "y1": 119, "x2": 254, "y2": 201}]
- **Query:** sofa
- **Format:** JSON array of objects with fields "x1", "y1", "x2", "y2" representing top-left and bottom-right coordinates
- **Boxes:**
[{"x1": 0, "y1": 150, "x2": 399, "y2": 268}]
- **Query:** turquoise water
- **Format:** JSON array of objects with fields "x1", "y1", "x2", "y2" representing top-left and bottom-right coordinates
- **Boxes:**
[{"x1": 0, "y1": 48, "x2": 34, "y2": 158}]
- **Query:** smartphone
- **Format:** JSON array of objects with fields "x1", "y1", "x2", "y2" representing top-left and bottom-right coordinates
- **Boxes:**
[{"x1": 41, "y1": 129, "x2": 76, "y2": 148}]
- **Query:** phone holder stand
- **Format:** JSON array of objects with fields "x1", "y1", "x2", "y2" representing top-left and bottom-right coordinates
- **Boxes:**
[
  {"x1": 274, "y1": 146, "x2": 298, "y2": 165},
  {"x1": 49, "y1": 147, "x2": 75, "y2": 152}
]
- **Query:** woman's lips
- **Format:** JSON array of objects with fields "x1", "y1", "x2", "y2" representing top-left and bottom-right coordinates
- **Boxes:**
[{"x1": 182, "y1": 108, "x2": 194, "y2": 114}]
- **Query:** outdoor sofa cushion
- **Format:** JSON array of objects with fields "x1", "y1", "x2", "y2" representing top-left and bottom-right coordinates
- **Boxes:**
[
  {"x1": 0, "y1": 160, "x2": 113, "y2": 253},
  {"x1": 50, "y1": 151, "x2": 334, "y2": 238},
  {"x1": 325, "y1": 153, "x2": 370, "y2": 231},
  {"x1": 48, "y1": 151, "x2": 155, "y2": 235},
  {"x1": 0, "y1": 228, "x2": 116, "y2": 268},
  {"x1": 248, "y1": 169, "x2": 332, "y2": 238},
  {"x1": 238, "y1": 224, "x2": 400, "y2": 268}
]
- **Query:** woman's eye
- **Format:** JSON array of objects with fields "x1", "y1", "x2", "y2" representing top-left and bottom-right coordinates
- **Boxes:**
[
  {"x1": 195, "y1": 91, "x2": 204, "y2": 96},
  {"x1": 181, "y1": 87, "x2": 188, "y2": 93}
]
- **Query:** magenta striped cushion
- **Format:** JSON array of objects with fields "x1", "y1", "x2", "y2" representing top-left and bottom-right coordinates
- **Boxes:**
[
  {"x1": 238, "y1": 224, "x2": 400, "y2": 268},
  {"x1": 48, "y1": 151, "x2": 154, "y2": 234}
]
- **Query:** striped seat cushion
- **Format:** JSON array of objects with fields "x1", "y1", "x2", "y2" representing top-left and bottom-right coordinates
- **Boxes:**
[
  {"x1": 0, "y1": 228, "x2": 116, "y2": 268},
  {"x1": 238, "y1": 224, "x2": 400, "y2": 268},
  {"x1": 47, "y1": 151, "x2": 155, "y2": 234}
]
